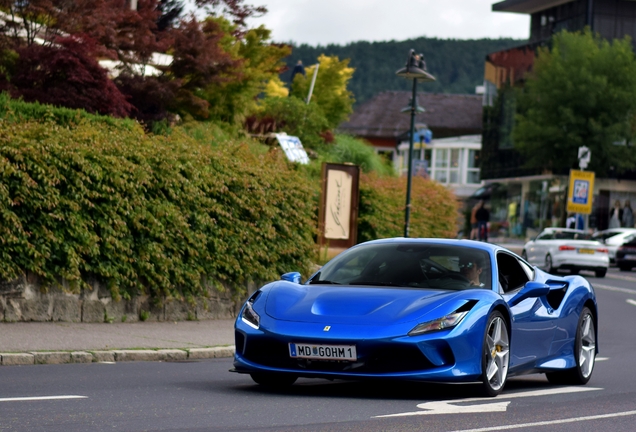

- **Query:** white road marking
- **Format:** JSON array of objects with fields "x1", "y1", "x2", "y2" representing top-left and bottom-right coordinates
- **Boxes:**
[
  {"x1": 627, "y1": 299, "x2": 636, "y2": 307},
  {"x1": 594, "y1": 284, "x2": 636, "y2": 295},
  {"x1": 0, "y1": 395, "x2": 87, "y2": 403},
  {"x1": 375, "y1": 387, "x2": 602, "y2": 418},
  {"x1": 446, "y1": 410, "x2": 636, "y2": 432},
  {"x1": 605, "y1": 273, "x2": 636, "y2": 282},
  {"x1": 597, "y1": 357, "x2": 609, "y2": 361}
]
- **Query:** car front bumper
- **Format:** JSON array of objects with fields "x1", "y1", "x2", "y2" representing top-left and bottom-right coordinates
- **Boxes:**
[{"x1": 232, "y1": 314, "x2": 487, "y2": 383}]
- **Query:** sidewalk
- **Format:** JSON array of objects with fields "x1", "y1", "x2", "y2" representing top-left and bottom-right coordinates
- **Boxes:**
[{"x1": 0, "y1": 319, "x2": 236, "y2": 366}]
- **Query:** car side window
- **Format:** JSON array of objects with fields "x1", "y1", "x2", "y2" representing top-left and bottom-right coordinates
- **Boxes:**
[
  {"x1": 537, "y1": 232, "x2": 553, "y2": 240},
  {"x1": 496, "y1": 252, "x2": 531, "y2": 294}
]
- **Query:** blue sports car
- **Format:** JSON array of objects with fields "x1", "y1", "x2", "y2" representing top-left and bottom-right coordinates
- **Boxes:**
[{"x1": 232, "y1": 238, "x2": 598, "y2": 396}]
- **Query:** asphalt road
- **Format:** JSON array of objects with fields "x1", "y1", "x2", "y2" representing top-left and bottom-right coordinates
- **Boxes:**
[{"x1": 1, "y1": 267, "x2": 636, "y2": 432}]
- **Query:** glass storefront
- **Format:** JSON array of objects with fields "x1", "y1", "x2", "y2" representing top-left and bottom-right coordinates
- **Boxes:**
[{"x1": 482, "y1": 177, "x2": 568, "y2": 239}]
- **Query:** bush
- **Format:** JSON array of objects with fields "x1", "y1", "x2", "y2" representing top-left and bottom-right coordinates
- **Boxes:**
[
  {"x1": 0, "y1": 92, "x2": 136, "y2": 130},
  {"x1": 247, "y1": 96, "x2": 330, "y2": 149},
  {"x1": 0, "y1": 120, "x2": 316, "y2": 301},
  {"x1": 357, "y1": 173, "x2": 458, "y2": 242},
  {"x1": 326, "y1": 135, "x2": 394, "y2": 176}
]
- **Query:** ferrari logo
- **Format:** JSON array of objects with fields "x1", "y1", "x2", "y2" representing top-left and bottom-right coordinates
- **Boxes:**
[{"x1": 323, "y1": 326, "x2": 331, "y2": 331}]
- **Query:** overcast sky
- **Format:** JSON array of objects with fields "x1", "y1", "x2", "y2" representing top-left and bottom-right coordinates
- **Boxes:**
[{"x1": 247, "y1": 0, "x2": 530, "y2": 46}]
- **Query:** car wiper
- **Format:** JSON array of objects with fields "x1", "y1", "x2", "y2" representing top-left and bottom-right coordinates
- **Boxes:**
[{"x1": 309, "y1": 280, "x2": 342, "y2": 285}]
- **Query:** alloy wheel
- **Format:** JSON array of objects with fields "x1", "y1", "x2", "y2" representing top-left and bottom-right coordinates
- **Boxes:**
[
  {"x1": 579, "y1": 311, "x2": 596, "y2": 379},
  {"x1": 483, "y1": 313, "x2": 509, "y2": 396}
]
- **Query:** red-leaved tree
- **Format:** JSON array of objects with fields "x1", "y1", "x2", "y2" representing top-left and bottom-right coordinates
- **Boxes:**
[{"x1": 5, "y1": 37, "x2": 133, "y2": 117}]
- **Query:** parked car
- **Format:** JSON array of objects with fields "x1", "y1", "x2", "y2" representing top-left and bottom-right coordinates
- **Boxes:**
[
  {"x1": 232, "y1": 238, "x2": 598, "y2": 397},
  {"x1": 522, "y1": 228, "x2": 609, "y2": 277},
  {"x1": 592, "y1": 228, "x2": 636, "y2": 264},
  {"x1": 615, "y1": 233, "x2": 636, "y2": 271}
]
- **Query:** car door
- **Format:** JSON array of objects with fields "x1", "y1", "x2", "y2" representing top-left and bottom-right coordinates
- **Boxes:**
[{"x1": 497, "y1": 252, "x2": 556, "y2": 371}]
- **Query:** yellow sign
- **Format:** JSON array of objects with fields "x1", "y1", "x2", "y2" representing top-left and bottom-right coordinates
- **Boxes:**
[{"x1": 567, "y1": 170, "x2": 595, "y2": 215}]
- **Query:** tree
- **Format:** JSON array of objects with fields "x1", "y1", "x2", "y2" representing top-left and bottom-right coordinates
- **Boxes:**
[
  {"x1": 2, "y1": 38, "x2": 133, "y2": 118},
  {"x1": 168, "y1": 16, "x2": 240, "y2": 120},
  {"x1": 156, "y1": 0, "x2": 185, "y2": 31},
  {"x1": 201, "y1": 20, "x2": 291, "y2": 124},
  {"x1": 290, "y1": 54, "x2": 355, "y2": 129},
  {"x1": 514, "y1": 29, "x2": 636, "y2": 176}
]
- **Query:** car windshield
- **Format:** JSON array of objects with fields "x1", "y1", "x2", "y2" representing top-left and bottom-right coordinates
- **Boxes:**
[{"x1": 309, "y1": 242, "x2": 492, "y2": 290}]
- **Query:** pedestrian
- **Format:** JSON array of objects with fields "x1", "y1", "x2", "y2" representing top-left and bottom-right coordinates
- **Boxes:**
[
  {"x1": 290, "y1": 60, "x2": 306, "y2": 88},
  {"x1": 609, "y1": 200, "x2": 623, "y2": 228},
  {"x1": 566, "y1": 213, "x2": 576, "y2": 229},
  {"x1": 622, "y1": 200, "x2": 634, "y2": 228},
  {"x1": 476, "y1": 201, "x2": 490, "y2": 242},
  {"x1": 470, "y1": 201, "x2": 482, "y2": 240}
]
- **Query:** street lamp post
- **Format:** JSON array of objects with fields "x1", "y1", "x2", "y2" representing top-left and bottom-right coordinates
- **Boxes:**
[{"x1": 396, "y1": 50, "x2": 436, "y2": 238}]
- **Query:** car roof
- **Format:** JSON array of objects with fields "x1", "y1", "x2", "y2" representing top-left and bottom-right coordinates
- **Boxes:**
[
  {"x1": 542, "y1": 227, "x2": 585, "y2": 233},
  {"x1": 359, "y1": 237, "x2": 502, "y2": 254},
  {"x1": 595, "y1": 228, "x2": 636, "y2": 234}
]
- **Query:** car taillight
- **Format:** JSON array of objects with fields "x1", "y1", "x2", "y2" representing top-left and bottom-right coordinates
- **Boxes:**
[
  {"x1": 597, "y1": 248, "x2": 608, "y2": 253},
  {"x1": 559, "y1": 245, "x2": 576, "y2": 251}
]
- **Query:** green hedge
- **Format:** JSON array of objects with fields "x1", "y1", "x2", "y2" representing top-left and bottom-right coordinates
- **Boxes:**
[
  {"x1": 0, "y1": 120, "x2": 316, "y2": 301},
  {"x1": 357, "y1": 173, "x2": 458, "y2": 242},
  {"x1": 0, "y1": 92, "x2": 137, "y2": 130}
]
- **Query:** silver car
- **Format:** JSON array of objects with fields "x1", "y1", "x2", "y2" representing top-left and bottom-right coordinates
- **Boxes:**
[
  {"x1": 522, "y1": 228, "x2": 609, "y2": 277},
  {"x1": 592, "y1": 228, "x2": 636, "y2": 264}
]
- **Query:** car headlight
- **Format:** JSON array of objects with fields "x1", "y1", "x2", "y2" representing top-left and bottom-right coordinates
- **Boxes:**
[
  {"x1": 408, "y1": 311, "x2": 468, "y2": 336},
  {"x1": 241, "y1": 295, "x2": 261, "y2": 329}
]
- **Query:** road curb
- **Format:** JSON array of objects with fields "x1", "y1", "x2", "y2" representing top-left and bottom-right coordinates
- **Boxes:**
[{"x1": 0, "y1": 346, "x2": 235, "y2": 366}]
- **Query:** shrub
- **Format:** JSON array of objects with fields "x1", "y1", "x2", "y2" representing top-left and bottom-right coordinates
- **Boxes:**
[
  {"x1": 0, "y1": 120, "x2": 316, "y2": 301},
  {"x1": 247, "y1": 96, "x2": 331, "y2": 150},
  {"x1": 357, "y1": 173, "x2": 458, "y2": 243},
  {"x1": 0, "y1": 92, "x2": 136, "y2": 130},
  {"x1": 326, "y1": 135, "x2": 394, "y2": 176}
]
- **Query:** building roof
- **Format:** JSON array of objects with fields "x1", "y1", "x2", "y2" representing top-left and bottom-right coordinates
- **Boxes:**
[
  {"x1": 338, "y1": 92, "x2": 483, "y2": 140},
  {"x1": 492, "y1": 0, "x2": 574, "y2": 14}
]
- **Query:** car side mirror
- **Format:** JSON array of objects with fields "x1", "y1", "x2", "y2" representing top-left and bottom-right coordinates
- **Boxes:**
[
  {"x1": 281, "y1": 272, "x2": 302, "y2": 284},
  {"x1": 508, "y1": 281, "x2": 550, "y2": 307}
]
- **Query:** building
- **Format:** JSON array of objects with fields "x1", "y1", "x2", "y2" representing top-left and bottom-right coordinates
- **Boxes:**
[
  {"x1": 481, "y1": 0, "x2": 636, "y2": 238},
  {"x1": 338, "y1": 91, "x2": 484, "y2": 198},
  {"x1": 395, "y1": 135, "x2": 483, "y2": 198}
]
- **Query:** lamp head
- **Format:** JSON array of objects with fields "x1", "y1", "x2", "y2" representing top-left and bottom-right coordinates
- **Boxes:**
[{"x1": 396, "y1": 49, "x2": 436, "y2": 81}]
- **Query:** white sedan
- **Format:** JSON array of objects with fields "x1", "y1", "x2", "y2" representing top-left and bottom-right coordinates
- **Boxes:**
[
  {"x1": 592, "y1": 228, "x2": 636, "y2": 264},
  {"x1": 522, "y1": 228, "x2": 609, "y2": 277}
]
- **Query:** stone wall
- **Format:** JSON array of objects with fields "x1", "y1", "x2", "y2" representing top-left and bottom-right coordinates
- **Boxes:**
[{"x1": 0, "y1": 273, "x2": 253, "y2": 323}]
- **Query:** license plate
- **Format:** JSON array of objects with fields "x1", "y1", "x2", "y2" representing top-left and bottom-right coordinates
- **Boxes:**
[
  {"x1": 578, "y1": 249, "x2": 595, "y2": 254},
  {"x1": 625, "y1": 254, "x2": 636, "y2": 260},
  {"x1": 289, "y1": 343, "x2": 356, "y2": 361}
]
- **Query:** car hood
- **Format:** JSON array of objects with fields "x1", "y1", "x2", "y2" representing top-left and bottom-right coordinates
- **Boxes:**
[{"x1": 264, "y1": 282, "x2": 464, "y2": 325}]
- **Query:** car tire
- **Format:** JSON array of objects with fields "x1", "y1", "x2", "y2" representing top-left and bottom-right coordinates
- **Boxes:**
[
  {"x1": 545, "y1": 254, "x2": 556, "y2": 274},
  {"x1": 546, "y1": 306, "x2": 596, "y2": 386},
  {"x1": 594, "y1": 268, "x2": 607, "y2": 278},
  {"x1": 619, "y1": 265, "x2": 632, "y2": 272},
  {"x1": 481, "y1": 311, "x2": 509, "y2": 397},
  {"x1": 250, "y1": 373, "x2": 298, "y2": 387}
]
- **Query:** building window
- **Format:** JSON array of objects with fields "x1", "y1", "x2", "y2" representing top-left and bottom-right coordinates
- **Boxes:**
[
  {"x1": 467, "y1": 149, "x2": 481, "y2": 184},
  {"x1": 433, "y1": 148, "x2": 461, "y2": 185}
]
